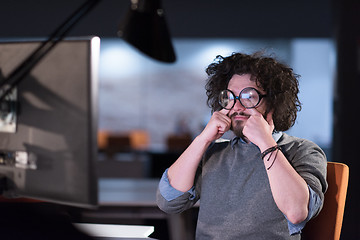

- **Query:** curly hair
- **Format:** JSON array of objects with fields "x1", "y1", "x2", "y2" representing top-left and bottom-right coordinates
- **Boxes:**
[{"x1": 205, "y1": 52, "x2": 301, "y2": 131}]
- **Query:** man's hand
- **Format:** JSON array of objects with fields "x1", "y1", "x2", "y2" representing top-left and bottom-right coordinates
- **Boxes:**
[
  {"x1": 199, "y1": 109, "x2": 231, "y2": 143},
  {"x1": 242, "y1": 108, "x2": 276, "y2": 151},
  {"x1": 167, "y1": 109, "x2": 230, "y2": 192}
]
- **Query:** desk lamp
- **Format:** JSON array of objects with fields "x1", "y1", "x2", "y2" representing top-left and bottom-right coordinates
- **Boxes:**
[{"x1": 118, "y1": 0, "x2": 176, "y2": 63}]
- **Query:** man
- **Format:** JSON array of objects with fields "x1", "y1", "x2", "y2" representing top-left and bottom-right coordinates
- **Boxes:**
[{"x1": 156, "y1": 52, "x2": 328, "y2": 239}]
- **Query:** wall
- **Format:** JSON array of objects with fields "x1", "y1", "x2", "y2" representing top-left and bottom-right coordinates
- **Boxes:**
[{"x1": 98, "y1": 38, "x2": 335, "y2": 152}]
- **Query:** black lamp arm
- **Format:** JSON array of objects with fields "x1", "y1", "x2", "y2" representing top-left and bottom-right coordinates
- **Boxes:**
[{"x1": 0, "y1": 0, "x2": 101, "y2": 102}]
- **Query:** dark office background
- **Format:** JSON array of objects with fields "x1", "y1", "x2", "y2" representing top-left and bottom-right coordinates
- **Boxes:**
[
  {"x1": 0, "y1": 0, "x2": 333, "y2": 38},
  {"x1": 0, "y1": 0, "x2": 358, "y2": 239}
]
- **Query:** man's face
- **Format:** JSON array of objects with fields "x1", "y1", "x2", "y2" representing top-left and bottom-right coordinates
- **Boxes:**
[{"x1": 227, "y1": 74, "x2": 267, "y2": 138}]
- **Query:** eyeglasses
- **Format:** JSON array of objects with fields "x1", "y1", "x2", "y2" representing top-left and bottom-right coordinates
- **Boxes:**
[{"x1": 219, "y1": 87, "x2": 267, "y2": 110}]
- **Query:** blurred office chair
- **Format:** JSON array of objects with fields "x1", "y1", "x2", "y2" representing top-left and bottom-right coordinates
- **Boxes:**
[
  {"x1": 98, "y1": 131, "x2": 109, "y2": 152},
  {"x1": 302, "y1": 162, "x2": 349, "y2": 240},
  {"x1": 166, "y1": 134, "x2": 192, "y2": 152},
  {"x1": 98, "y1": 130, "x2": 150, "y2": 153},
  {"x1": 129, "y1": 130, "x2": 149, "y2": 151}
]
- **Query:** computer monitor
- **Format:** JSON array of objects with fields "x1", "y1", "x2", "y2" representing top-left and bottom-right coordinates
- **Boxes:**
[{"x1": 0, "y1": 36, "x2": 99, "y2": 208}]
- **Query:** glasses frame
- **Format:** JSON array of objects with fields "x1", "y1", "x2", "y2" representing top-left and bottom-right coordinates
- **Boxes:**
[{"x1": 219, "y1": 87, "x2": 267, "y2": 110}]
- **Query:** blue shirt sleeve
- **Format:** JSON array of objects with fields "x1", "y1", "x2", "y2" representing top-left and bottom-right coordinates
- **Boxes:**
[
  {"x1": 158, "y1": 168, "x2": 196, "y2": 201},
  {"x1": 287, "y1": 185, "x2": 323, "y2": 235}
]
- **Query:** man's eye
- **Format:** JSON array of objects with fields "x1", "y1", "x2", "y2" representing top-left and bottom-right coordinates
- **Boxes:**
[{"x1": 241, "y1": 93, "x2": 251, "y2": 99}]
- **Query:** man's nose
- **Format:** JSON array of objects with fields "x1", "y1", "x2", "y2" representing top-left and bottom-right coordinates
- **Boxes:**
[{"x1": 232, "y1": 98, "x2": 245, "y2": 111}]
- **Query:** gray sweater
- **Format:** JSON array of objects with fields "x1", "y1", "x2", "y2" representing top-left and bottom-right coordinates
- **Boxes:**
[{"x1": 156, "y1": 133, "x2": 328, "y2": 240}]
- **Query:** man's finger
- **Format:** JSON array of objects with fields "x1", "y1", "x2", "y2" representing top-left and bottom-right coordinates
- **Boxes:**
[
  {"x1": 219, "y1": 108, "x2": 230, "y2": 117},
  {"x1": 266, "y1": 111, "x2": 275, "y2": 131},
  {"x1": 244, "y1": 107, "x2": 261, "y2": 117},
  {"x1": 266, "y1": 111, "x2": 274, "y2": 124}
]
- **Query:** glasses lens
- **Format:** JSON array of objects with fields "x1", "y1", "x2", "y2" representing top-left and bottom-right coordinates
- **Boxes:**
[
  {"x1": 219, "y1": 90, "x2": 235, "y2": 110},
  {"x1": 240, "y1": 88, "x2": 260, "y2": 108}
]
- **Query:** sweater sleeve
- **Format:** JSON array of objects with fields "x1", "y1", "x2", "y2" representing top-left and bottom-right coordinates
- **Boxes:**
[
  {"x1": 279, "y1": 135, "x2": 328, "y2": 217},
  {"x1": 158, "y1": 169, "x2": 196, "y2": 201},
  {"x1": 287, "y1": 185, "x2": 323, "y2": 235},
  {"x1": 156, "y1": 169, "x2": 200, "y2": 214}
]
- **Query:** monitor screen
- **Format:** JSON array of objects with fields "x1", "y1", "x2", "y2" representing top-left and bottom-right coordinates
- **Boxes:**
[{"x1": 0, "y1": 36, "x2": 99, "y2": 208}]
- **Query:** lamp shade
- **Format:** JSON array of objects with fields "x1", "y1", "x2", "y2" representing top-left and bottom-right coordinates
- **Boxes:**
[{"x1": 118, "y1": 0, "x2": 176, "y2": 63}]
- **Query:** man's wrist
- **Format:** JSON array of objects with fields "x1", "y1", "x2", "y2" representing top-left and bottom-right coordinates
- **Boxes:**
[
  {"x1": 194, "y1": 134, "x2": 213, "y2": 148},
  {"x1": 257, "y1": 138, "x2": 277, "y2": 153}
]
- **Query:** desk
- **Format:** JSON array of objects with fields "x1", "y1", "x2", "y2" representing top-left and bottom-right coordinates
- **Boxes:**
[
  {"x1": 74, "y1": 223, "x2": 154, "y2": 239},
  {"x1": 79, "y1": 179, "x2": 197, "y2": 240}
]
